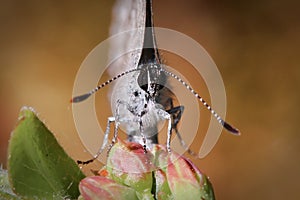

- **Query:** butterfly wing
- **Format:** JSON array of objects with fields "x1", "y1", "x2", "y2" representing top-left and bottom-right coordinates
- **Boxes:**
[{"x1": 108, "y1": 0, "x2": 146, "y2": 75}]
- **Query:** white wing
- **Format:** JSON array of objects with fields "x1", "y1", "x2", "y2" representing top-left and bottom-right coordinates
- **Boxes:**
[{"x1": 108, "y1": 0, "x2": 146, "y2": 75}]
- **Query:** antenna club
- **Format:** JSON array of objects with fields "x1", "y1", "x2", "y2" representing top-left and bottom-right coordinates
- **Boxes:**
[
  {"x1": 233, "y1": 129, "x2": 241, "y2": 136},
  {"x1": 70, "y1": 69, "x2": 138, "y2": 104}
]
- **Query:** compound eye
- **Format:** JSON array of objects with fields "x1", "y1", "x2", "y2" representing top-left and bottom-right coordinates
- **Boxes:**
[{"x1": 137, "y1": 70, "x2": 148, "y2": 92}]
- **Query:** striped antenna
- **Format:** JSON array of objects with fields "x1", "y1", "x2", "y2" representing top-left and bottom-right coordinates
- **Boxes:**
[
  {"x1": 162, "y1": 69, "x2": 240, "y2": 135},
  {"x1": 71, "y1": 68, "x2": 139, "y2": 103}
]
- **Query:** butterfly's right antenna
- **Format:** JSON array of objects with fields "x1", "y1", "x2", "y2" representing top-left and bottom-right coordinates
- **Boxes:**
[
  {"x1": 71, "y1": 68, "x2": 139, "y2": 103},
  {"x1": 162, "y1": 69, "x2": 240, "y2": 135}
]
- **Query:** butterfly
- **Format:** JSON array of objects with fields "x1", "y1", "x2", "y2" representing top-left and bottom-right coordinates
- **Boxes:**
[{"x1": 71, "y1": 0, "x2": 239, "y2": 165}]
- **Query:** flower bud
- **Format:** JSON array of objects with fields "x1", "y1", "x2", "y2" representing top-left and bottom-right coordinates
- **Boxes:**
[
  {"x1": 106, "y1": 139, "x2": 155, "y2": 198},
  {"x1": 79, "y1": 139, "x2": 215, "y2": 200},
  {"x1": 166, "y1": 152, "x2": 215, "y2": 200},
  {"x1": 79, "y1": 176, "x2": 138, "y2": 200}
]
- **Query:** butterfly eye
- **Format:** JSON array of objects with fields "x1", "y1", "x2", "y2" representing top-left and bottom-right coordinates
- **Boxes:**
[{"x1": 137, "y1": 69, "x2": 148, "y2": 92}]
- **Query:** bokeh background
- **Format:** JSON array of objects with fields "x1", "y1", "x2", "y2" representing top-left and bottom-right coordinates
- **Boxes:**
[{"x1": 1, "y1": 0, "x2": 299, "y2": 199}]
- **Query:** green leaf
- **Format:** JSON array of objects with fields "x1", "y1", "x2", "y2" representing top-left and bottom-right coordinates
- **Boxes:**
[{"x1": 7, "y1": 106, "x2": 85, "y2": 199}]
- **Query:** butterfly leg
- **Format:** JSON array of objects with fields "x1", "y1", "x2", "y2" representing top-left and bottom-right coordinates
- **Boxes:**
[
  {"x1": 106, "y1": 99, "x2": 127, "y2": 153},
  {"x1": 166, "y1": 102, "x2": 199, "y2": 157},
  {"x1": 167, "y1": 105, "x2": 184, "y2": 128},
  {"x1": 107, "y1": 118, "x2": 120, "y2": 154},
  {"x1": 77, "y1": 116, "x2": 115, "y2": 165},
  {"x1": 155, "y1": 107, "x2": 172, "y2": 152}
]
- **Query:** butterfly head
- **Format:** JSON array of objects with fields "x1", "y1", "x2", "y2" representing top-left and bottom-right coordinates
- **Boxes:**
[{"x1": 137, "y1": 63, "x2": 166, "y2": 98}]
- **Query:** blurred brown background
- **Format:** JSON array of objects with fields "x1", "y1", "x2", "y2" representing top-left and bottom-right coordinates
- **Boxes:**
[{"x1": 1, "y1": 0, "x2": 299, "y2": 199}]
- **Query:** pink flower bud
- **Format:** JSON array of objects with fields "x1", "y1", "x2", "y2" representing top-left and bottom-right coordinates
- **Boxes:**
[
  {"x1": 166, "y1": 152, "x2": 215, "y2": 200},
  {"x1": 79, "y1": 176, "x2": 138, "y2": 200},
  {"x1": 106, "y1": 139, "x2": 155, "y2": 197},
  {"x1": 79, "y1": 139, "x2": 215, "y2": 200}
]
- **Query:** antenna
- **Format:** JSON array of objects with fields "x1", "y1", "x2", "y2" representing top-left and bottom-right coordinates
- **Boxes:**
[
  {"x1": 162, "y1": 69, "x2": 240, "y2": 135},
  {"x1": 71, "y1": 68, "x2": 138, "y2": 103}
]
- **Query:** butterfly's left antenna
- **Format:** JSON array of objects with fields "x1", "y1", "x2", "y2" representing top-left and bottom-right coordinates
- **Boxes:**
[
  {"x1": 162, "y1": 69, "x2": 240, "y2": 135},
  {"x1": 71, "y1": 68, "x2": 138, "y2": 103}
]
